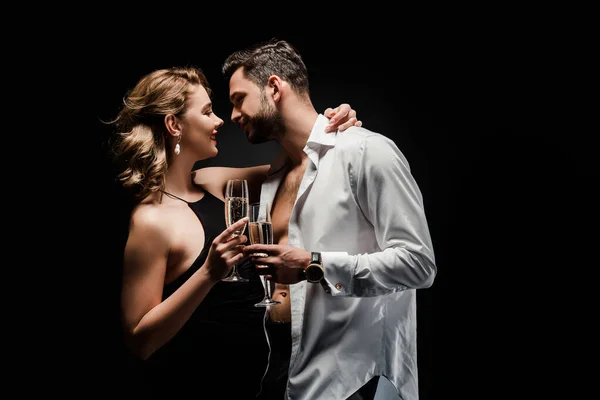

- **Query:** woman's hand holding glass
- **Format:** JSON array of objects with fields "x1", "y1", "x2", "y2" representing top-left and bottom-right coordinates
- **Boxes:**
[
  {"x1": 205, "y1": 217, "x2": 249, "y2": 282},
  {"x1": 222, "y1": 179, "x2": 249, "y2": 282}
]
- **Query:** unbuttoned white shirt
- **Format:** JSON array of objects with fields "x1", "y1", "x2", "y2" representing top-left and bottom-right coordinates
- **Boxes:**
[{"x1": 259, "y1": 114, "x2": 436, "y2": 400}]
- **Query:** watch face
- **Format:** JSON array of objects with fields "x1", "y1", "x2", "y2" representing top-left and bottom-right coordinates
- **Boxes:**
[{"x1": 306, "y1": 264, "x2": 324, "y2": 282}]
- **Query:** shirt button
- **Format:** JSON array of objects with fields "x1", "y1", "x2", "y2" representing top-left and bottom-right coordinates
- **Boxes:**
[{"x1": 335, "y1": 283, "x2": 343, "y2": 290}]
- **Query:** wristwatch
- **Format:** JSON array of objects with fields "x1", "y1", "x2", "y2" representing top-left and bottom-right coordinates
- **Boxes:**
[{"x1": 303, "y1": 252, "x2": 324, "y2": 283}]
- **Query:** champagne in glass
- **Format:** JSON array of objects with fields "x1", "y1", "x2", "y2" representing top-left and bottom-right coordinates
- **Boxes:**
[
  {"x1": 222, "y1": 179, "x2": 249, "y2": 282},
  {"x1": 248, "y1": 221, "x2": 272, "y2": 258},
  {"x1": 225, "y1": 197, "x2": 249, "y2": 237},
  {"x1": 249, "y1": 202, "x2": 281, "y2": 307}
]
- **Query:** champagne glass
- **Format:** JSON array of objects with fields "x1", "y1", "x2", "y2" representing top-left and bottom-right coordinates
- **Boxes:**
[
  {"x1": 249, "y1": 202, "x2": 281, "y2": 307},
  {"x1": 222, "y1": 179, "x2": 249, "y2": 282}
]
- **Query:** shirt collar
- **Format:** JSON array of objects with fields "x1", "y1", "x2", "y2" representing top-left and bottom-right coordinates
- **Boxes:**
[
  {"x1": 267, "y1": 114, "x2": 336, "y2": 176},
  {"x1": 306, "y1": 114, "x2": 337, "y2": 148}
]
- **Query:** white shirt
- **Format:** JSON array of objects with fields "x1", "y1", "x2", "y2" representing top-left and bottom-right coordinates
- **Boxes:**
[{"x1": 259, "y1": 114, "x2": 436, "y2": 400}]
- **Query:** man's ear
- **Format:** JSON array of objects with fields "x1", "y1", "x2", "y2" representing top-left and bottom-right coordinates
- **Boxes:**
[{"x1": 267, "y1": 75, "x2": 284, "y2": 103}]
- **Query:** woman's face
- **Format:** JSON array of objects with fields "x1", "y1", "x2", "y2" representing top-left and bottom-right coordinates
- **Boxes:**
[{"x1": 180, "y1": 84, "x2": 224, "y2": 161}]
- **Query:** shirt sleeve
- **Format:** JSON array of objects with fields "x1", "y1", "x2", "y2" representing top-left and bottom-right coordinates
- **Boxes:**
[{"x1": 322, "y1": 134, "x2": 437, "y2": 297}]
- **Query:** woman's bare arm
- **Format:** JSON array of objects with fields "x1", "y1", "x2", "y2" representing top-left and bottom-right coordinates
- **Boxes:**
[
  {"x1": 192, "y1": 103, "x2": 363, "y2": 201},
  {"x1": 193, "y1": 165, "x2": 270, "y2": 203},
  {"x1": 121, "y1": 204, "x2": 248, "y2": 359}
]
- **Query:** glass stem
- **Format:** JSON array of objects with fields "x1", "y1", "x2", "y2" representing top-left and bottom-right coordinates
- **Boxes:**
[{"x1": 264, "y1": 277, "x2": 272, "y2": 299}]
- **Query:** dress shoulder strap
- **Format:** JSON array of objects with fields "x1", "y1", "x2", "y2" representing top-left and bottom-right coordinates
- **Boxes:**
[{"x1": 161, "y1": 190, "x2": 190, "y2": 204}]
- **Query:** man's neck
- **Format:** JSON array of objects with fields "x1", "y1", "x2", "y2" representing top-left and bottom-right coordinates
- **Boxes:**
[{"x1": 277, "y1": 103, "x2": 319, "y2": 166}]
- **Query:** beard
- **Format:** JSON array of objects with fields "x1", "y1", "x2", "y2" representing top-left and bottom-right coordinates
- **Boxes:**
[{"x1": 246, "y1": 94, "x2": 285, "y2": 144}]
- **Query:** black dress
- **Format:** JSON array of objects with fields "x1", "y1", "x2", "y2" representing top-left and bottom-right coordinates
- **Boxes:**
[{"x1": 134, "y1": 191, "x2": 269, "y2": 399}]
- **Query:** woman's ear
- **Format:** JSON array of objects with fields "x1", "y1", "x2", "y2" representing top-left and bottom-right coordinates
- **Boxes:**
[{"x1": 164, "y1": 114, "x2": 181, "y2": 137}]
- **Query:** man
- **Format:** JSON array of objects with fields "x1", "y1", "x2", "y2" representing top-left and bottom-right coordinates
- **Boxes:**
[{"x1": 222, "y1": 39, "x2": 436, "y2": 400}]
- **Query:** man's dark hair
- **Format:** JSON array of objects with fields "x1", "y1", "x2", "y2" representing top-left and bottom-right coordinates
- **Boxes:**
[{"x1": 222, "y1": 38, "x2": 310, "y2": 95}]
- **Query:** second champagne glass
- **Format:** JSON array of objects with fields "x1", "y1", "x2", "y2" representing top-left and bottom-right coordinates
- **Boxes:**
[
  {"x1": 222, "y1": 179, "x2": 249, "y2": 282},
  {"x1": 249, "y1": 202, "x2": 281, "y2": 307}
]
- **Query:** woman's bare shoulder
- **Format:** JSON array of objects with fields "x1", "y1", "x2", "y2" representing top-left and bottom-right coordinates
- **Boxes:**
[{"x1": 128, "y1": 200, "x2": 170, "y2": 235}]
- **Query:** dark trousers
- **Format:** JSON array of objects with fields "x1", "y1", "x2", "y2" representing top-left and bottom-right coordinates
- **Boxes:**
[
  {"x1": 258, "y1": 320, "x2": 380, "y2": 400},
  {"x1": 345, "y1": 376, "x2": 380, "y2": 400},
  {"x1": 257, "y1": 321, "x2": 292, "y2": 400}
]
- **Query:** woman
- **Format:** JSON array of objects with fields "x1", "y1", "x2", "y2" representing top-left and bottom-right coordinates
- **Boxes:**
[{"x1": 107, "y1": 66, "x2": 360, "y2": 398}]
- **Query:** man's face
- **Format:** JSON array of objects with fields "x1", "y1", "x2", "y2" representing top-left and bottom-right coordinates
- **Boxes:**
[{"x1": 229, "y1": 68, "x2": 284, "y2": 144}]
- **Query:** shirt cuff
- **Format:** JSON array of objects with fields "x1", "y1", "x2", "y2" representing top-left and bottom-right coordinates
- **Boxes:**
[{"x1": 321, "y1": 251, "x2": 352, "y2": 296}]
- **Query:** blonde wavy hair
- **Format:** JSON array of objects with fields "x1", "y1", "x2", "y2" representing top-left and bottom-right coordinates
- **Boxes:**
[{"x1": 108, "y1": 67, "x2": 211, "y2": 202}]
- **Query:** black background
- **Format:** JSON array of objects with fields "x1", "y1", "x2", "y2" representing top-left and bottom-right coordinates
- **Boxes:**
[{"x1": 84, "y1": 25, "x2": 595, "y2": 399}]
